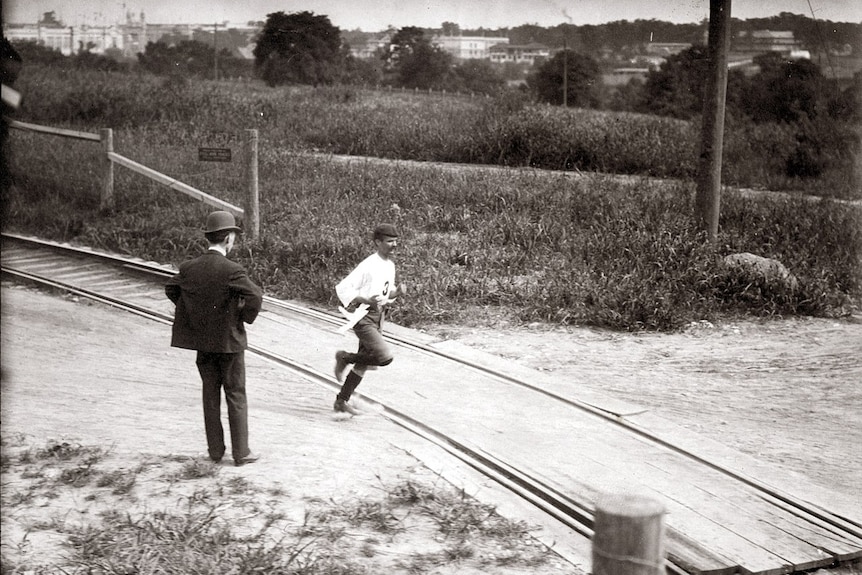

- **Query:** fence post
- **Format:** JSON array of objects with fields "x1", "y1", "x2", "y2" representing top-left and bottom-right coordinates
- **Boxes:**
[
  {"x1": 100, "y1": 128, "x2": 114, "y2": 212},
  {"x1": 592, "y1": 493, "x2": 665, "y2": 575},
  {"x1": 243, "y1": 128, "x2": 260, "y2": 240}
]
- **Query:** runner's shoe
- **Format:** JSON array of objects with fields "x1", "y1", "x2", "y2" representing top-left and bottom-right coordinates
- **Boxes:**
[
  {"x1": 334, "y1": 351, "x2": 349, "y2": 382},
  {"x1": 333, "y1": 398, "x2": 360, "y2": 415}
]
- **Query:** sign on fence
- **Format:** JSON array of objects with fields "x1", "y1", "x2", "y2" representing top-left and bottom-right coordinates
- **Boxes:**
[
  {"x1": 11, "y1": 122, "x2": 259, "y2": 240},
  {"x1": 198, "y1": 147, "x2": 232, "y2": 162},
  {"x1": 198, "y1": 131, "x2": 239, "y2": 162}
]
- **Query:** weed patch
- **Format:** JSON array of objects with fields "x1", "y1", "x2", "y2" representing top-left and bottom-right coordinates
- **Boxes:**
[
  {"x1": 1, "y1": 441, "x2": 566, "y2": 574},
  {"x1": 5, "y1": 65, "x2": 860, "y2": 331}
]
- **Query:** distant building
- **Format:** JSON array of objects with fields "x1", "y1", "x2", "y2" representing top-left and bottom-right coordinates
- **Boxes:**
[
  {"x1": 433, "y1": 35, "x2": 509, "y2": 60},
  {"x1": 602, "y1": 67, "x2": 649, "y2": 87},
  {"x1": 489, "y1": 42, "x2": 550, "y2": 65},
  {"x1": 645, "y1": 42, "x2": 691, "y2": 57},
  {"x1": 733, "y1": 30, "x2": 804, "y2": 55},
  {"x1": 349, "y1": 34, "x2": 391, "y2": 60},
  {"x1": 2, "y1": 11, "x2": 256, "y2": 59},
  {"x1": 3, "y1": 21, "x2": 125, "y2": 56}
]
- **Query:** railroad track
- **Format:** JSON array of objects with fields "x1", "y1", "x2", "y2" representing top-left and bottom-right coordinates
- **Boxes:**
[{"x1": 3, "y1": 231, "x2": 861, "y2": 575}]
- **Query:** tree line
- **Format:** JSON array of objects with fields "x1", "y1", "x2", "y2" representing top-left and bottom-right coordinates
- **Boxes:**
[{"x1": 9, "y1": 9, "x2": 860, "y2": 180}]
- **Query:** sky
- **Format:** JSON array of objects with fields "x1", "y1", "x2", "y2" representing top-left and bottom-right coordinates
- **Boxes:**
[{"x1": 3, "y1": 0, "x2": 861, "y2": 30}]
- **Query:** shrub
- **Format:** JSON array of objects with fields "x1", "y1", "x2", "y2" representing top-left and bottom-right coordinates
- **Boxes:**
[{"x1": 6, "y1": 65, "x2": 860, "y2": 331}]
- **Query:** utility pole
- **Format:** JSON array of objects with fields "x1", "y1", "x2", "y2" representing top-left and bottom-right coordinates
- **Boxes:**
[
  {"x1": 695, "y1": 0, "x2": 731, "y2": 243},
  {"x1": 562, "y1": 37, "x2": 568, "y2": 107},
  {"x1": 213, "y1": 22, "x2": 219, "y2": 81}
]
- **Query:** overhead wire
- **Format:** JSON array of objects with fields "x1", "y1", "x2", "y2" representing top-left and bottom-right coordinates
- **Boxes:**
[{"x1": 805, "y1": 0, "x2": 837, "y2": 82}]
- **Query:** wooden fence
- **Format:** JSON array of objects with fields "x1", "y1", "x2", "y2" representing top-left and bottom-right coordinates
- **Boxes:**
[
  {"x1": 8, "y1": 120, "x2": 673, "y2": 575},
  {"x1": 8, "y1": 120, "x2": 260, "y2": 239}
]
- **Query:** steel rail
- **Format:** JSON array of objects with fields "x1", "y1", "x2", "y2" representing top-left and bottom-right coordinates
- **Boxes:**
[
  {"x1": 4, "y1": 232, "x2": 861, "y2": 571},
  {"x1": 9, "y1": 233, "x2": 852, "y2": 538},
  {"x1": 3, "y1": 263, "x2": 598, "y2": 535},
  {"x1": 1, "y1": 237, "x2": 628, "y2": 573}
]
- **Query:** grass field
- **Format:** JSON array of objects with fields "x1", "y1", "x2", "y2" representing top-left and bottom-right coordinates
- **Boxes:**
[
  {"x1": 0, "y1": 436, "x2": 563, "y2": 574},
  {"x1": 3, "y1": 65, "x2": 861, "y2": 331}
]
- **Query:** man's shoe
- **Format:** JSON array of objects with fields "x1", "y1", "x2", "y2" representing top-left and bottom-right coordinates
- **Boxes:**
[
  {"x1": 234, "y1": 452, "x2": 260, "y2": 467},
  {"x1": 334, "y1": 351, "x2": 349, "y2": 382},
  {"x1": 333, "y1": 398, "x2": 360, "y2": 415}
]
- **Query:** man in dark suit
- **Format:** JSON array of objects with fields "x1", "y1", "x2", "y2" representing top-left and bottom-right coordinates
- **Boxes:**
[{"x1": 166, "y1": 211, "x2": 263, "y2": 466}]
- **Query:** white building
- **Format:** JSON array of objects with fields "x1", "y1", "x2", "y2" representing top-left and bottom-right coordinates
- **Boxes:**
[
  {"x1": 489, "y1": 43, "x2": 550, "y2": 65},
  {"x1": 433, "y1": 35, "x2": 509, "y2": 60},
  {"x1": 733, "y1": 30, "x2": 804, "y2": 55},
  {"x1": 349, "y1": 34, "x2": 391, "y2": 60},
  {"x1": 2, "y1": 12, "x2": 251, "y2": 59},
  {"x1": 2, "y1": 22, "x2": 126, "y2": 56}
]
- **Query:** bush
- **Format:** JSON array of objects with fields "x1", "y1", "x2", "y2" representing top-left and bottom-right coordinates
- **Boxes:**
[
  {"x1": 5, "y1": 65, "x2": 860, "y2": 331},
  {"x1": 12, "y1": 63, "x2": 861, "y2": 199}
]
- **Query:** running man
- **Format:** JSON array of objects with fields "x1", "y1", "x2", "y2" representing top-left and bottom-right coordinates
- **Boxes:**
[{"x1": 333, "y1": 223, "x2": 407, "y2": 414}]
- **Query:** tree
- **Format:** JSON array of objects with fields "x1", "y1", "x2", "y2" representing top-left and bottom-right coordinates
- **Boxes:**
[
  {"x1": 253, "y1": 11, "x2": 343, "y2": 87},
  {"x1": 529, "y1": 49, "x2": 600, "y2": 107},
  {"x1": 342, "y1": 54, "x2": 383, "y2": 86},
  {"x1": 39, "y1": 11, "x2": 63, "y2": 26},
  {"x1": 441, "y1": 21, "x2": 460, "y2": 36},
  {"x1": 450, "y1": 60, "x2": 505, "y2": 95},
  {"x1": 638, "y1": 45, "x2": 709, "y2": 119},
  {"x1": 397, "y1": 41, "x2": 453, "y2": 90},
  {"x1": 635, "y1": 44, "x2": 751, "y2": 121},
  {"x1": 383, "y1": 26, "x2": 426, "y2": 69},
  {"x1": 9, "y1": 40, "x2": 66, "y2": 67},
  {"x1": 829, "y1": 72, "x2": 861, "y2": 123},
  {"x1": 383, "y1": 27, "x2": 453, "y2": 90},
  {"x1": 742, "y1": 52, "x2": 824, "y2": 123},
  {"x1": 138, "y1": 40, "x2": 232, "y2": 78}
]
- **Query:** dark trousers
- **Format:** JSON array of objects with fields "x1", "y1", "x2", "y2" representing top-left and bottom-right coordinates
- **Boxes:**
[
  {"x1": 343, "y1": 315, "x2": 394, "y2": 367},
  {"x1": 337, "y1": 314, "x2": 393, "y2": 402},
  {"x1": 196, "y1": 351, "x2": 249, "y2": 462}
]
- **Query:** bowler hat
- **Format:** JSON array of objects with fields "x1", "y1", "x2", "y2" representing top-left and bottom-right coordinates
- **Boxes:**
[
  {"x1": 204, "y1": 211, "x2": 242, "y2": 234},
  {"x1": 373, "y1": 223, "x2": 399, "y2": 239}
]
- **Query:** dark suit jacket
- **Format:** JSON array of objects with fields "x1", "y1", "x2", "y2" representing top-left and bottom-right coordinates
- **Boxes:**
[{"x1": 165, "y1": 250, "x2": 263, "y2": 353}]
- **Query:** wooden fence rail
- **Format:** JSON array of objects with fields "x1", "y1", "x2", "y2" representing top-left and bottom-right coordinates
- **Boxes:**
[
  {"x1": 106, "y1": 151, "x2": 244, "y2": 218},
  {"x1": 8, "y1": 120, "x2": 259, "y2": 238},
  {"x1": 9, "y1": 119, "x2": 101, "y2": 142}
]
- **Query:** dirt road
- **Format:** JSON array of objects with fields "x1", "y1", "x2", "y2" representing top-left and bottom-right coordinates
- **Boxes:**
[
  {"x1": 2, "y1": 282, "x2": 860, "y2": 574},
  {"x1": 424, "y1": 313, "x2": 862, "y2": 497}
]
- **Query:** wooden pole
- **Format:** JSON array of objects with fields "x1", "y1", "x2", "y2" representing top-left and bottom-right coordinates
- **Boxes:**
[
  {"x1": 562, "y1": 38, "x2": 568, "y2": 107},
  {"x1": 695, "y1": 0, "x2": 731, "y2": 243},
  {"x1": 243, "y1": 129, "x2": 259, "y2": 240},
  {"x1": 213, "y1": 22, "x2": 219, "y2": 81},
  {"x1": 100, "y1": 128, "x2": 114, "y2": 212},
  {"x1": 592, "y1": 493, "x2": 666, "y2": 575}
]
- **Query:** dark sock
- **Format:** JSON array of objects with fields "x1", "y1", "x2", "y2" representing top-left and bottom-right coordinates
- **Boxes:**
[{"x1": 337, "y1": 370, "x2": 363, "y2": 401}]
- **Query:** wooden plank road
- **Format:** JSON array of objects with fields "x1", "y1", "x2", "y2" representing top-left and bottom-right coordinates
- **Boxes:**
[
  {"x1": 4, "y1": 238, "x2": 858, "y2": 575},
  {"x1": 235, "y1": 307, "x2": 862, "y2": 575}
]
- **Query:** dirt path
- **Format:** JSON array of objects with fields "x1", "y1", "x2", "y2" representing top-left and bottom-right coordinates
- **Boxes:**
[
  {"x1": 424, "y1": 315, "x2": 862, "y2": 497},
  {"x1": 0, "y1": 283, "x2": 580, "y2": 574},
  {"x1": 2, "y1": 282, "x2": 860, "y2": 574}
]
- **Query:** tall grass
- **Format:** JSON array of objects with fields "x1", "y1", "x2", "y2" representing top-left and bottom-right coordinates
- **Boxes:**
[
  {"x1": 11, "y1": 65, "x2": 860, "y2": 199},
  {"x1": 2, "y1": 438, "x2": 559, "y2": 574},
  {"x1": 4, "y1": 65, "x2": 861, "y2": 331}
]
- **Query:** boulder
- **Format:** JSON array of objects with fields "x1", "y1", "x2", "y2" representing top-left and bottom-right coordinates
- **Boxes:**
[{"x1": 722, "y1": 252, "x2": 799, "y2": 291}]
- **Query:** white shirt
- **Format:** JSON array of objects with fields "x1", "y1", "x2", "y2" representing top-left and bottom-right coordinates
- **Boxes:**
[{"x1": 336, "y1": 253, "x2": 396, "y2": 308}]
